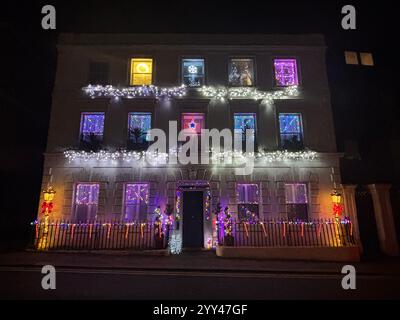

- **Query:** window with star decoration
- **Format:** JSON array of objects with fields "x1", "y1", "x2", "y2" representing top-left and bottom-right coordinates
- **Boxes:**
[{"x1": 181, "y1": 113, "x2": 205, "y2": 135}]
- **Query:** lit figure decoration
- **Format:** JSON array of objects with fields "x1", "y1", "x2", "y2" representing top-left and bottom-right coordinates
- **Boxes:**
[{"x1": 37, "y1": 185, "x2": 56, "y2": 250}]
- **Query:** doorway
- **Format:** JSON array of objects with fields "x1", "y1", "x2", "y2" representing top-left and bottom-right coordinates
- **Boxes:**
[{"x1": 182, "y1": 191, "x2": 204, "y2": 248}]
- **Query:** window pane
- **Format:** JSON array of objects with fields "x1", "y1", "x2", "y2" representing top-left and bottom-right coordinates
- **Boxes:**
[
  {"x1": 274, "y1": 59, "x2": 299, "y2": 86},
  {"x1": 237, "y1": 184, "x2": 259, "y2": 203},
  {"x1": 128, "y1": 112, "x2": 151, "y2": 143},
  {"x1": 130, "y1": 58, "x2": 153, "y2": 85},
  {"x1": 182, "y1": 59, "x2": 205, "y2": 87},
  {"x1": 229, "y1": 58, "x2": 254, "y2": 86},
  {"x1": 279, "y1": 113, "x2": 303, "y2": 148},
  {"x1": 80, "y1": 113, "x2": 105, "y2": 141},
  {"x1": 360, "y1": 52, "x2": 374, "y2": 66},
  {"x1": 181, "y1": 113, "x2": 205, "y2": 134},
  {"x1": 88, "y1": 62, "x2": 109, "y2": 84},
  {"x1": 124, "y1": 183, "x2": 149, "y2": 221},
  {"x1": 344, "y1": 51, "x2": 359, "y2": 65},
  {"x1": 75, "y1": 184, "x2": 100, "y2": 205},
  {"x1": 285, "y1": 183, "x2": 307, "y2": 204}
]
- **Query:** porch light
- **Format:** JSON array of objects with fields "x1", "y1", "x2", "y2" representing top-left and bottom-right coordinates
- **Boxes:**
[
  {"x1": 43, "y1": 186, "x2": 56, "y2": 202},
  {"x1": 330, "y1": 189, "x2": 342, "y2": 204}
]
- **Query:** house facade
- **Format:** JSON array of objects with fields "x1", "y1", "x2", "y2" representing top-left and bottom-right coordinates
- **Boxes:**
[{"x1": 38, "y1": 33, "x2": 345, "y2": 250}]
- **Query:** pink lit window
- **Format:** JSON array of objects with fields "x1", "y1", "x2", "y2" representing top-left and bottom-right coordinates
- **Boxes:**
[
  {"x1": 274, "y1": 59, "x2": 299, "y2": 87},
  {"x1": 181, "y1": 113, "x2": 205, "y2": 135}
]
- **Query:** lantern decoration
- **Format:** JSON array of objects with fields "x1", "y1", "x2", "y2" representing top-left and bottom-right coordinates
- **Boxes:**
[
  {"x1": 331, "y1": 189, "x2": 343, "y2": 217},
  {"x1": 37, "y1": 185, "x2": 56, "y2": 250}
]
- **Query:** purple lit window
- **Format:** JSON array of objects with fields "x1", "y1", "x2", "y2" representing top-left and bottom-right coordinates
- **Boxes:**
[
  {"x1": 124, "y1": 183, "x2": 149, "y2": 221},
  {"x1": 74, "y1": 183, "x2": 100, "y2": 221},
  {"x1": 237, "y1": 184, "x2": 259, "y2": 221},
  {"x1": 80, "y1": 112, "x2": 105, "y2": 142},
  {"x1": 274, "y1": 59, "x2": 299, "y2": 87}
]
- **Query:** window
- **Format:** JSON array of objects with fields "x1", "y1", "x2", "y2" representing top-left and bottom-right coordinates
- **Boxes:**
[
  {"x1": 88, "y1": 62, "x2": 109, "y2": 84},
  {"x1": 279, "y1": 113, "x2": 303, "y2": 150},
  {"x1": 181, "y1": 113, "x2": 205, "y2": 135},
  {"x1": 80, "y1": 112, "x2": 105, "y2": 143},
  {"x1": 237, "y1": 184, "x2": 259, "y2": 221},
  {"x1": 74, "y1": 183, "x2": 100, "y2": 221},
  {"x1": 360, "y1": 52, "x2": 374, "y2": 66},
  {"x1": 182, "y1": 59, "x2": 205, "y2": 87},
  {"x1": 128, "y1": 112, "x2": 151, "y2": 144},
  {"x1": 274, "y1": 59, "x2": 299, "y2": 86},
  {"x1": 284, "y1": 183, "x2": 308, "y2": 221},
  {"x1": 130, "y1": 58, "x2": 153, "y2": 85},
  {"x1": 344, "y1": 51, "x2": 359, "y2": 65},
  {"x1": 234, "y1": 113, "x2": 256, "y2": 139},
  {"x1": 228, "y1": 58, "x2": 254, "y2": 87},
  {"x1": 124, "y1": 183, "x2": 149, "y2": 221}
]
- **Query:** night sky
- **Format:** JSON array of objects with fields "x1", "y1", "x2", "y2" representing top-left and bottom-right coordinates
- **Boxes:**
[{"x1": 1, "y1": 0, "x2": 397, "y2": 248}]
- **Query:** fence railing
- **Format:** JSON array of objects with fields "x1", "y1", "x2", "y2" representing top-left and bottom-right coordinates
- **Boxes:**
[
  {"x1": 217, "y1": 219, "x2": 356, "y2": 247},
  {"x1": 31, "y1": 220, "x2": 172, "y2": 251}
]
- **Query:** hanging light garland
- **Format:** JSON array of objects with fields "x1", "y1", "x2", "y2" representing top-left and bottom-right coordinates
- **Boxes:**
[{"x1": 82, "y1": 84, "x2": 299, "y2": 101}]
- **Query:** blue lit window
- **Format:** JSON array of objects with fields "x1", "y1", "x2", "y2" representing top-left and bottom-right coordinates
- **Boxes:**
[
  {"x1": 182, "y1": 59, "x2": 205, "y2": 87},
  {"x1": 234, "y1": 113, "x2": 256, "y2": 142},
  {"x1": 128, "y1": 112, "x2": 151, "y2": 143},
  {"x1": 80, "y1": 112, "x2": 105, "y2": 142},
  {"x1": 279, "y1": 113, "x2": 303, "y2": 149}
]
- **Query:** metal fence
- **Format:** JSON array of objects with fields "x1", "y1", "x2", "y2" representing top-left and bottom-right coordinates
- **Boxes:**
[
  {"x1": 31, "y1": 220, "x2": 172, "y2": 251},
  {"x1": 218, "y1": 219, "x2": 356, "y2": 247}
]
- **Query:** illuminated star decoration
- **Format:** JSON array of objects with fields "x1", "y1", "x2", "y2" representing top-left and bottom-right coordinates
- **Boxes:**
[{"x1": 188, "y1": 120, "x2": 196, "y2": 130}]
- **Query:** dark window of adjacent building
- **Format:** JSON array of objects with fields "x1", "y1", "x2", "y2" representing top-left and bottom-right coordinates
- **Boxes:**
[
  {"x1": 278, "y1": 113, "x2": 304, "y2": 150},
  {"x1": 285, "y1": 183, "x2": 308, "y2": 221},
  {"x1": 228, "y1": 58, "x2": 255, "y2": 87},
  {"x1": 182, "y1": 59, "x2": 205, "y2": 87},
  {"x1": 88, "y1": 62, "x2": 109, "y2": 84},
  {"x1": 237, "y1": 183, "x2": 259, "y2": 221}
]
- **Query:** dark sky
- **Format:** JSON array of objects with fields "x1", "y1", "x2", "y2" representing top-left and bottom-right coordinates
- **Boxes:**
[{"x1": 0, "y1": 0, "x2": 396, "y2": 243}]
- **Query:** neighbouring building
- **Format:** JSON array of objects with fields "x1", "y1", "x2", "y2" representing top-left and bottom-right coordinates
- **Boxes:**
[{"x1": 37, "y1": 33, "x2": 356, "y2": 253}]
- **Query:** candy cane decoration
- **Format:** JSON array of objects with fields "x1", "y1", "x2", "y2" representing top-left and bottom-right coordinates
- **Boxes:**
[
  {"x1": 125, "y1": 224, "x2": 130, "y2": 239},
  {"x1": 107, "y1": 224, "x2": 111, "y2": 239},
  {"x1": 301, "y1": 222, "x2": 304, "y2": 237},
  {"x1": 89, "y1": 224, "x2": 93, "y2": 240},
  {"x1": 141, "y1": 223, "x2": 145, "y2": 239},
  {"x1": 260, "y1": 222, "x2": 267, "y2": 238},
  {"x1": 243, "y1": 222, "x2": 249, "y2": 238},
  {"x1": 283, "y1": 222, "x2": 286, "y2": 238},
  {"x1": 349, "y1": 221, "x2": 353, "y2": 237},
  {"x1": 71, "y1": 224, "x2": 75, "y2": 240},
  {"x1": 35, "y1": 224, "x2": 39, "y2": 239},
  {"x1": 317, "y1": 223, "x2": 322, "y2": 237}
]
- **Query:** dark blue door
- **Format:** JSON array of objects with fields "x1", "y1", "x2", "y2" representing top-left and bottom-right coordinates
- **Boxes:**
[{"x1": 183, "y1": 191, "x2": 204, "y2": 248}]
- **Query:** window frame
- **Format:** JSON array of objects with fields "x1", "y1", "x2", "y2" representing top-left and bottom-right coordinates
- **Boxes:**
[
  {"x1": 181, "y1": 57, "x2": 206, "y2": 88},
  {"x1": 228, "y1": 57, "x2": 256, "y2": 87},
  {"x1": 236, "y1": 183, "x2": 260, "y2": 221},
  {"x1": 272, "y1": 57, "x2": 301, "y2": 87},
  {"x1": 79, "y1": 112, "x2": 106, "y2": 143},
  {"x1": 278, "y1": 112, "x2": 304, "y2": 149},
  {"x1": 73, "y1": 183, "x2": 100, "y2": 221},
  {"x1": 123, "y1": 182, "x2": 150, "y2": 221},
  {"x1": 87, "y1": 61, "x2": 109, "y2": 85},
  {"x1": 129, "y1": 57, "x2": 154, "y2": 86},
  {"x1": 180, "y1": 112, "x2": 206, "y2": 135},
  {"x1": 284, "y1": 182, "x2": 309, "y2": 221},
  {"x1": 127, "y1": 112, "x2": 152, "y2": 144}
]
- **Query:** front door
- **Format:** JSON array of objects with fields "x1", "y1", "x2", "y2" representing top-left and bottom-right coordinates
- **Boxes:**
[{"x1": 182, "y1": 191, "x2": 204, "y2": 248}]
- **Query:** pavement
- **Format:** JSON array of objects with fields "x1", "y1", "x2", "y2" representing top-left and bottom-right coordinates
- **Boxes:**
[{"x1": 1, "y1": 249, "x2": 400, "y2": 275}]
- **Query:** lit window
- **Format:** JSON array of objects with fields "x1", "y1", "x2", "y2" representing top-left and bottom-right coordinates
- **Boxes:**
[
  {"x1": 80, "y1": 112, "x2": 105, "y2": 142},
  {"x1": 360, "y1": 52, "x2": 374, "y2": 66},
  {"x1": 128, "y1": 112, "x2": 151, "y2": 144},
  {"x1": 228, "y1": 58, "x2": 254, "y2": 87},
  {"x1": 88, "y1": 62, "x2": 109, "y2": 84},
  {"x1": 237, "y1": 184, "x2": 259, "y2": 221},
  {"x1": 182, "y1": 59, "x2": 205, "y2": 87},
  {"x1": 274, "y1": 59, "x2": 299, "y2": 86},
  {"x1": 284, "y1": 183, "x2": 308, "y2": 221},
  {"x1": 344, "y1": 51, "x2": 359, "y2": 65},
  {"x1": 279, "y1": 113, "x2": 303, "y2": 150},
  {"x1": 130, "y1": 58, "x2": 153, "y2": 85},
  {"x1": 181, "y1": 113, "x2": 205, "y2": 135},
  {"x1": 124, "y1": 183, "x2": 149, "y2": 221},
  {"x1": 74, "y1": 183, "x2": 100, "y2": 221},
  {"x1": 234, "y1": 113, "x2": 256, "y2": 142}
]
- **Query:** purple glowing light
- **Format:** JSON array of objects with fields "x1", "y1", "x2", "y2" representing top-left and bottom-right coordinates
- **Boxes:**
[
  {"x1": 80, "y1": 113, "x2": 105, "y2": 138},
  {"x1": 274, "y1": 59, "x2": 299, "y2": 86},
  {"x1": 75, "y1": 184, "x2": 100, "y2": 205}
]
